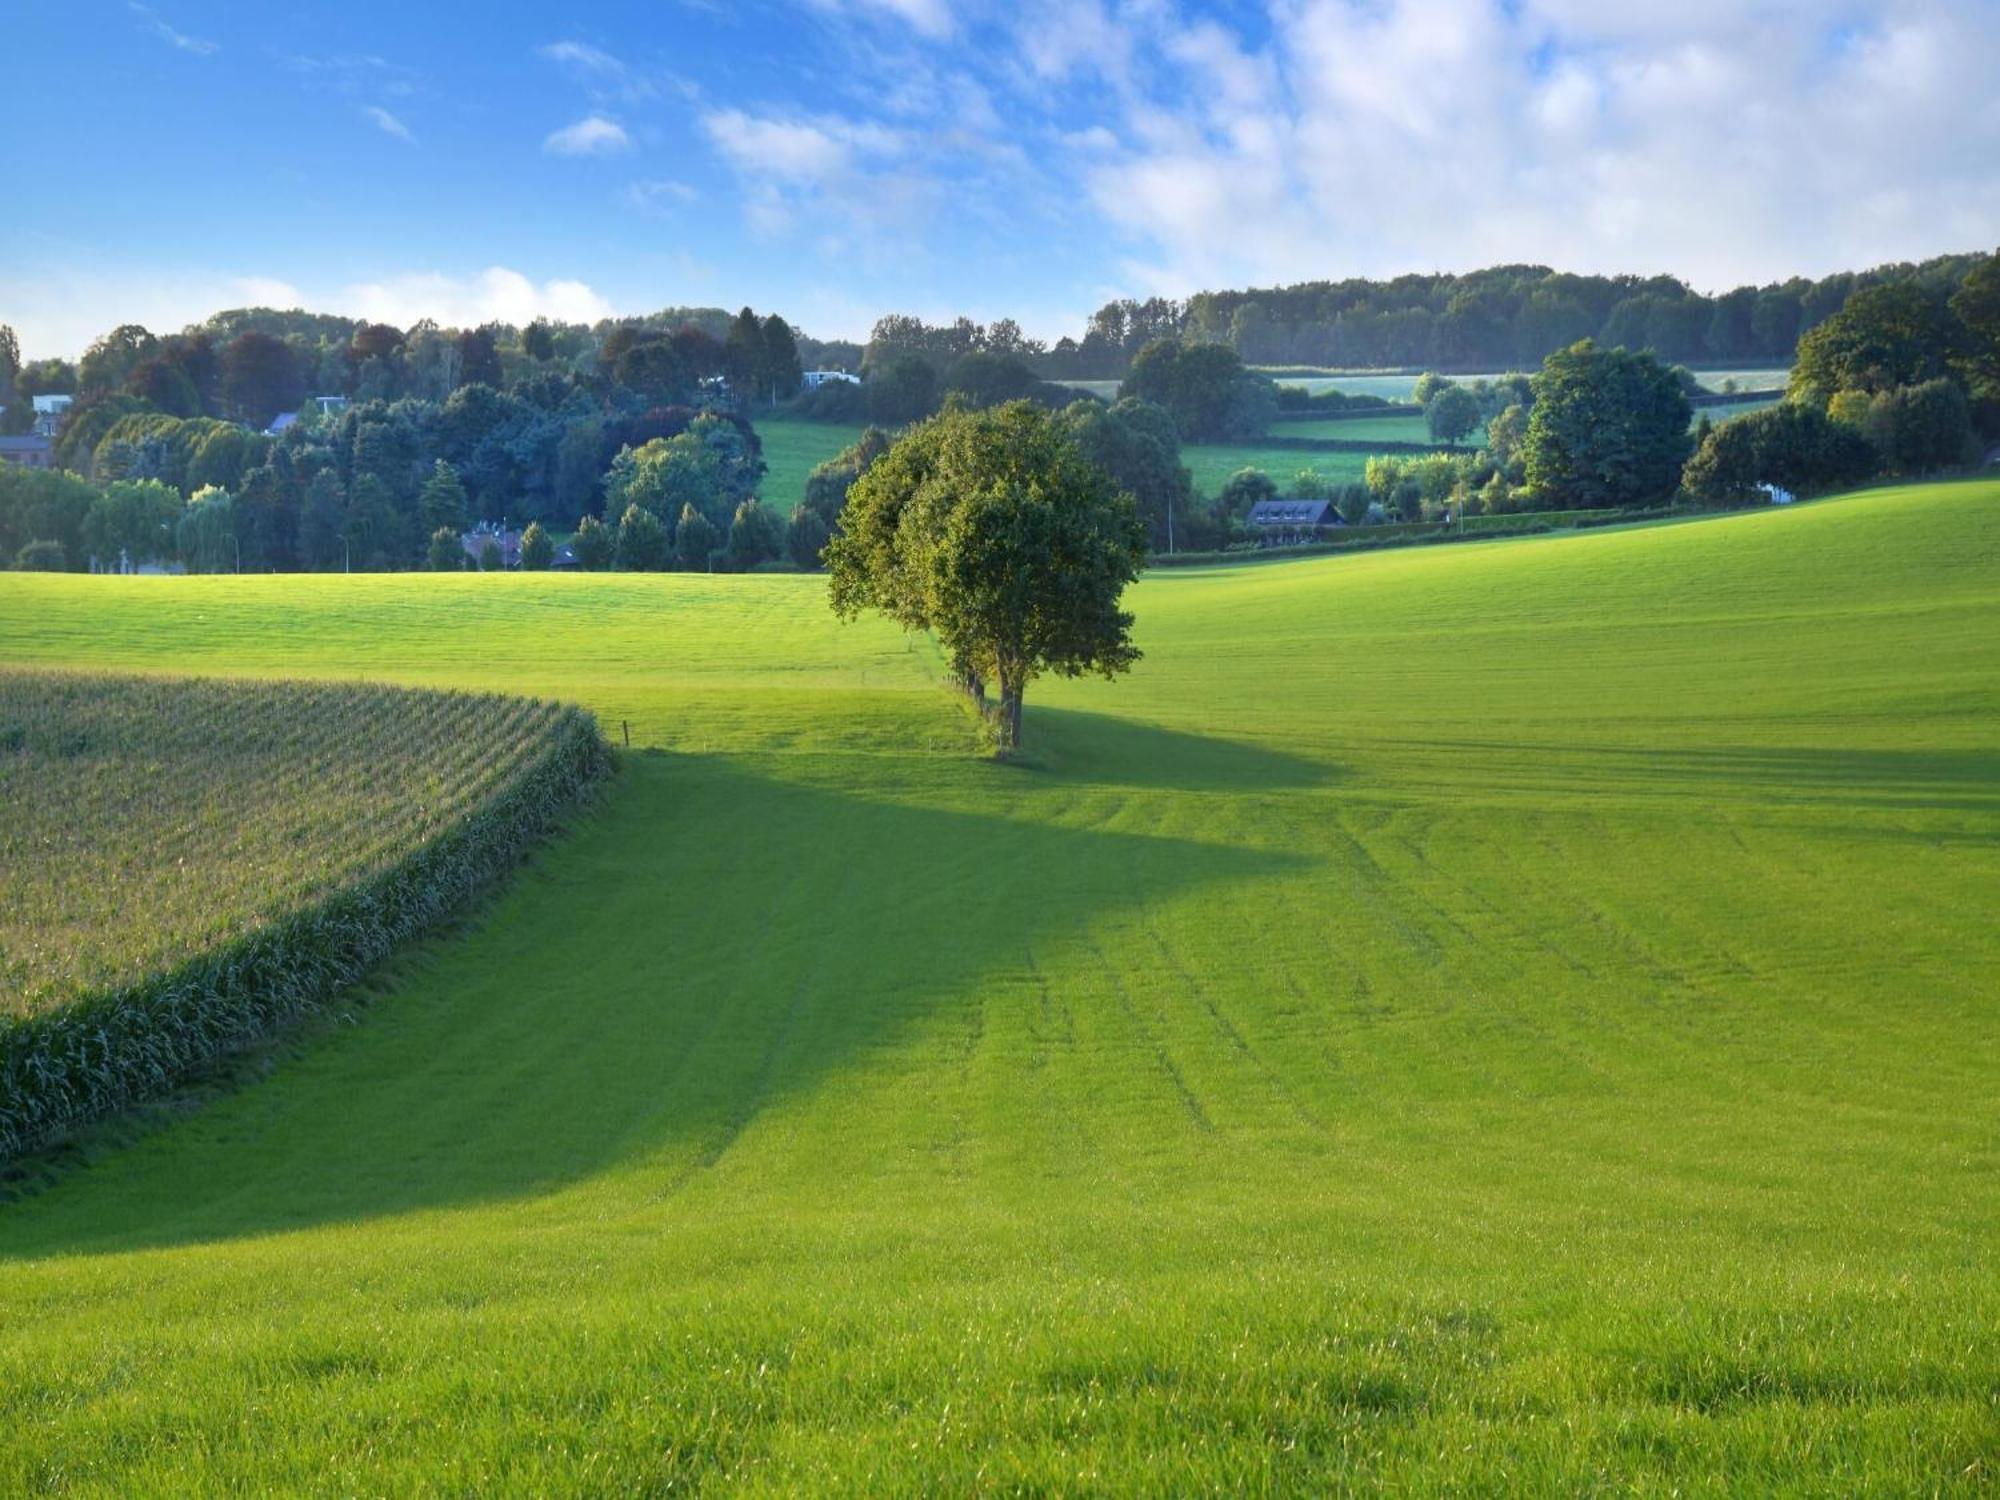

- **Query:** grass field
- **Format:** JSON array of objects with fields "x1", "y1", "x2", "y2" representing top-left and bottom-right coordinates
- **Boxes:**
[
  {"x1": 0, "y1": 481, "x2": 1994, "y2": 1492},
  {"x1": 755, "y1": 417, "x2": 868, "y2": 515},
  {"x1": 1251, "y1": 368, "x2": 1793, "y2": 400},
  {"x1": 1183, "y1": 442, "x2": 1377, "y2": 496},
  {"x1": 1272, "y1": 413, "x2": 1487, "y2": 445}
]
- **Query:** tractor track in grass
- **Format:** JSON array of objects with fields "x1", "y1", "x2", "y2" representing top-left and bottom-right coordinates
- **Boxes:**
[{"x1": 1082, "y1": 936, "x2": 1215, "y2": 1134}]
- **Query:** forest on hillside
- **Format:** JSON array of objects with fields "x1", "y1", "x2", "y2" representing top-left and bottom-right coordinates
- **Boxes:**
[{"x1": 865, "y1": 252, "x2": 1994, "y2": 378}]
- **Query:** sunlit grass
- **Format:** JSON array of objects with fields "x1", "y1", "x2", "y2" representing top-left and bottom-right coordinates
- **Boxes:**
[{"x1": 0, "y1": 480, "x2": 1993, "y2": 1493}]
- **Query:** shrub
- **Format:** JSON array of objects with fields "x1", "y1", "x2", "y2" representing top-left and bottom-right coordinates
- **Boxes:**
[
  {"x1": 1217, "y1": 468, "x2": 1277, "y2": 519},
  {"x1": 15, "y1": 538, "x2": 66, "y2": 571},
  {"x1": 519, "y1": 521, "x2": 554, "y2": 571},
  {"x1": 674, "y1": 505, "x2": 719, "y2": 572},
  {"x1": 1861, "y1": 380, "x2": 1978, "y2": 475},
  {"x1": 427, "y1": 528, "x2": 464, "y2": 572},
  {"x1": 1682, "y1": 403, "x2": 1881, "y2": 506},
  {"x1": 787, "y1": 505, "x2": 831, "y2": 570},
  {"x1": 1290, "y1": 467, "x2": 1330, "y2": 500},
  {"x1": 727, "y1": 498, "x2": 784, "y2": 571},
  {"x1": 570, "y1": 513, "x2": 612, "y2": 571},
  {"x1": 614, "y1": 503, "x2": 671, "y2": 571},
  {"x1": 787, "y1": 378, "x2": 868, "y2": 422}
]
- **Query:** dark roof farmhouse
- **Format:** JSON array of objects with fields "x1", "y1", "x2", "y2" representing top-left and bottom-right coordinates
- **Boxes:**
[
  {"x1": 0, "y1": 434, "x2": 54, "y2": 470},
  {"x1": 1246, "y1": 499, "x2": 1341, "y2": 542}
]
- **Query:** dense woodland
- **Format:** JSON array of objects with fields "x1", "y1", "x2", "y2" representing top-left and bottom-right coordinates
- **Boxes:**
[
  {"x1": 863, "y1": 252, "x2": 1994, "y2": 378},
  {"x1": 1, "y1": 249, "x2": 1994, "y2": 573}
]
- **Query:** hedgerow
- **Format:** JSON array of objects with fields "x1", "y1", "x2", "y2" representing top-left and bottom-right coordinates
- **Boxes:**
[{"x1": 0, "y1": 672, "x2": 610, "y2": 1158}]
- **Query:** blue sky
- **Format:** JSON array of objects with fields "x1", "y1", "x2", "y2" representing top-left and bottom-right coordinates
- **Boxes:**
[{"x1": 3, "y1": 0, "x2": 1997, "y2": 356}]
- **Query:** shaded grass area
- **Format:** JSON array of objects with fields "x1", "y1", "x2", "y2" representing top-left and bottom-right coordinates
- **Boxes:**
[{"x1": 0, "y1": 481, "x2": 1994, "y2": 1492}]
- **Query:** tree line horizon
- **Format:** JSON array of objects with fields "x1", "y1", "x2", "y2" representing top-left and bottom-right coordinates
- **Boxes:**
[{"x1": 5, "y1": 250, "x2": 1993, "y2": 416}]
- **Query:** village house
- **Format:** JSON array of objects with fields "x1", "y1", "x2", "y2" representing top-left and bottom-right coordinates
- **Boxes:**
[
  {"x1": 0, "y1": 434, "x2": 55, "y2": 469},
  {"x1": 461, "y1": 521, "x2": 523, "y2": 568},
  {"x1": 1246, "y1": 498, "x2": 1341, "y2": 546}
]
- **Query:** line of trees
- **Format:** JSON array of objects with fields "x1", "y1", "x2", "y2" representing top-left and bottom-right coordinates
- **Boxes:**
[
  {"x1": 1202, "y1": 270, "x2": 2000, "y2": 540},
  {"x1": 3, "y1": 301, "x2": 838, "y2": 459},
  {"x1": 859, "y1": 253, "x2": 1995, "y2": 381}
]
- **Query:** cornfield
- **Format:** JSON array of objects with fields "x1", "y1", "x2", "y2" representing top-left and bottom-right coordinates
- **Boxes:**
[{"x1": 0, "y1": 669, "x2": 610, "y2": 1158}]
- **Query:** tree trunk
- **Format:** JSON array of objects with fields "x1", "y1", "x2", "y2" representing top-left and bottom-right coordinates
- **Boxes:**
[
  {"x1": 994, "y1": 667, "x2": 1024, "y2": 755},
  {"x1": 955, "y1": 664, "x2": 987, "y2": 710}
]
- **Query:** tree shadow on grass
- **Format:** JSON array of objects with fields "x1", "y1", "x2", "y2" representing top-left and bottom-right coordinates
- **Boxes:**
[
  {"x1": 0, "y1": 737, "x2": 1306, "y2": 1261},
  {"x1": 1009, "y1": 705, "x2": 1340, "y2": 792}
]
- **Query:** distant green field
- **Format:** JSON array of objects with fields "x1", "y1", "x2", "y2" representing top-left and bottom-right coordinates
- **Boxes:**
[
  {"x1": 0, "y1": 482, "x2": 1993, "y2": 1493},
  {"x1": 1256, "y1": 367, "x2": 1792, "y2": 400},
  {"x1": 754, "y1": 418, "x2": 867, "y2": 514},
  {"x1": 1183, "y1": 443, "x2": 1376, "y2": 495},
  {"x1": 1698, "y1": 394, "x2": 1783, "y2": 425},
  {"x1": 1275, "y1": 413, "x2": 1487, "y2": 446}
]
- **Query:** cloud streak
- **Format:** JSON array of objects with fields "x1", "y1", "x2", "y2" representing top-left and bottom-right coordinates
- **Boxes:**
[
  {"x1": 128, "y1": 3, "x2": 216, "y2": 55},
  {"x1": 362, "y1": 106, "x2": 416, "y2": 144},
  {"x1": 544, "y1": 115, "x2": 633, "y2": 157}
]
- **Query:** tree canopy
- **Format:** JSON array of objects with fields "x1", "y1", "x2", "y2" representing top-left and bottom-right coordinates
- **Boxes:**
[
  {"x1": 826, "y1": 401, "x2": 1147, "y2": 754},
  {"x1": 1523, "y1": 341, "x2": 1693, "y2": 509},
  {"x1": 1118, "y1": 339, "x2": 1277, "y2": 443}
]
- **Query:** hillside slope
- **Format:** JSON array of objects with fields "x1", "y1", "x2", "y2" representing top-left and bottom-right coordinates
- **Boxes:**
[{"x1": 0, "y1": 482, "x2": 1994, "y2": 1494}]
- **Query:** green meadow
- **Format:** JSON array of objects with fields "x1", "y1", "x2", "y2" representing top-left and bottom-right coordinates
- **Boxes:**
[
  {"x1": 1182, "y1": 442, "x2": 1376, "y2": 496},
  {"x1": 0, "y1": 480, "x2": 1995, "y2": 1493},
  {"x1": 755, "y1": 417, "x2": 868, "y2": 515},
  {"x1": 1269, "y1": 413, "x2": 1461, "y2": 443}
]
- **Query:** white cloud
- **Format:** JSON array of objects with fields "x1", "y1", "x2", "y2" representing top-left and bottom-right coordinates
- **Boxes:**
[
  {"x1": 128, "y1": 3, "x2": 216, "y2": 55},
  {"x1": 701, "y1": 111, "x2": 858, "y2": 181},
  {"x1": 538, "y1": 39, "x2": 663, "y2": 105},
  {"x1": 362, "y1": 106, "x2": 416, "y2": 144},
  {"x1": 544, "y1": 115, "x2": 633, "y2": 157},
  {"x1": 698, "y1": 109, "x2": 926, "y2": 251},
  {"x1": 1058, "y1": 0, "x2": 2000, "y2": 293},
  {"x1": 540, "y1": 40, "x2": 625, "y2": 75},
  {"x1": 806, "y1": 0, "x2": 954, "y2": 40},
  {"x1": 626, "y1": 179, "x2": 700, "y2": 214},
  {"x1": 0, "y1": 272, "x2": 301, "y2": 358},
  {"x1": 341, "y1": 268, "x2": 615, "y2": 328},
  {"x1": 0, "y1": 267, "x2": 614, "y2": 357}
]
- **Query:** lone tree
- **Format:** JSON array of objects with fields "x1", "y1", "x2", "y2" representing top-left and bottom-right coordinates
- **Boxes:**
[
  {"x1": 827, "y1": 401, "x2": 1147, "y2": 755},
  {"x1": 1523, "y1": 340, "x2": 1692, "y2": 509},
  {"x1": 1425, "y1": 384, "x2": 1482, "y2": 448}
]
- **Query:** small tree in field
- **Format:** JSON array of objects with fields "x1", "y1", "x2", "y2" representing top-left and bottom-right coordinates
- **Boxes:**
[
  {"x1": 478, "y1": 536, "x2": 503, "y2": 572},
  {"x1": 615, "y1": 503, "x2": 670, "y2": 571},
  {"x1": 674, "y1": 504, "x2": 718, "y2": 571},
  {"x1": 1425, "y1": 384, "x2": 1482, "y2": 448},
  {"x1": 427, "y1": 527, "x2": 463, "y2": 571},
  {"x1": 519, "y1": 521, "x2": 554, "y2": 571},
  {"x1": 571, "y1": 514, "x2": 612, "y2": 571},
  {"x1": 826, "y1": 400, "x2": 1147, "y2": 755}
]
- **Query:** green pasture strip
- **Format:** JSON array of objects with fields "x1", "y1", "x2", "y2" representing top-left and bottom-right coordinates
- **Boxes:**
[{"x1": 754, "y1": 418, "x2": 868, "y2": 514}]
